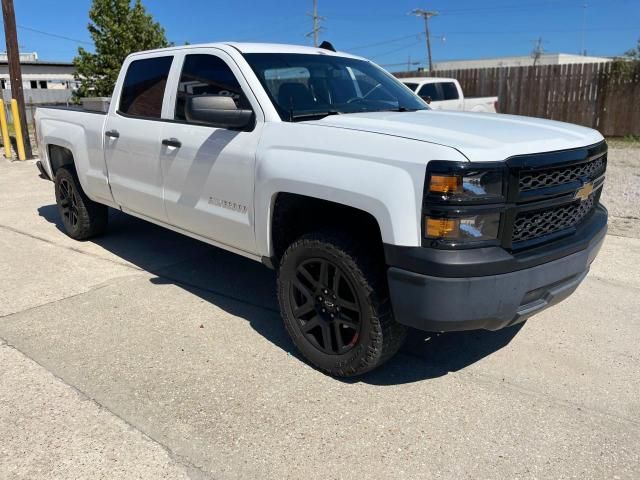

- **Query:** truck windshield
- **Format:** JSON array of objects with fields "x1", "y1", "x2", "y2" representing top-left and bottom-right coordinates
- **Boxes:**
[{"x1": 244, "y1": 53, "x2": 428, "y2": 121}]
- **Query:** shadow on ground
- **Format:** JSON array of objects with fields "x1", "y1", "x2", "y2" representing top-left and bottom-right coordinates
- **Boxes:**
[{"x1": 38, "y1": 205, "x2": 523, "y2": 385}]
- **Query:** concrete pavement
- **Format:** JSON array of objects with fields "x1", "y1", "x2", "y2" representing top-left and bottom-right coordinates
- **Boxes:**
[{"x1": 1, "y1": 157, "x2": 639, "y2": 479}]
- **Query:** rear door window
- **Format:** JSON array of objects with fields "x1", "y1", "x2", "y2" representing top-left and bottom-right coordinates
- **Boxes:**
[
  {"x1": 417, "y1": 83, "x2": 442, "y2": 101},
  {"x1": 119, "y1": 56, "x2": 173, "y2": 118},
  {"x1": 441, "y1": 82, "x2": 460, "y2": 100}
]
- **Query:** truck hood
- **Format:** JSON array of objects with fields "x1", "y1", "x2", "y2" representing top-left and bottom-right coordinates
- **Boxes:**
[{"x1": 311, "y1": 110, "x2": 603, "y2": 162}]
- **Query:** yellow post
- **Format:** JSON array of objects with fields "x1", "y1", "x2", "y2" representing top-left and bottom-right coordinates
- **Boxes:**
[
  {"x1": 10, "y1": 99, "x2": 26, "y2": 161},
  {"x1": 0, "y1": 100, "x2": 11, "y2": 159}
]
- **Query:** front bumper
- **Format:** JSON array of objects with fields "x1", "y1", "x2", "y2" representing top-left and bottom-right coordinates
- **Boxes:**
[{"x1": 386, "y1": 205, "x2": 607, "y2": 332}]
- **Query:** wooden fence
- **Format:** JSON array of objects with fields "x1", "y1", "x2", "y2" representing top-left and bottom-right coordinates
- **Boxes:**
[{"x1": 397, "y1": 62, "x2": 640, "y2": 137}]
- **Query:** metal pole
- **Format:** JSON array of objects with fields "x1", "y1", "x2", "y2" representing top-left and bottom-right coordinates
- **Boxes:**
[
  {"x1": 312, "y1": 0, "x2": 318, "y2": 47},
  {"x1": 424, "y1": 15, "x2": 433, "y2": 73},
  {"x1": 1, "y1": 0, "x2": 32, "y2": 158},
  {"x1": 412, "y1": 9, "x2": 438, "y2": 74},
  {"x1": 0, "y1": 99, "x2": 12, "y2": 158}
]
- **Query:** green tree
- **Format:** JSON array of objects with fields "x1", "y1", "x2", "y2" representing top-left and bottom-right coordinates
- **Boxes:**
[
  {"x1": 73, "y1": 0, "x2": 170, "y2": 98},
  {"x1": 623, "y1": 38, "x2": 640, "y2": 61}
]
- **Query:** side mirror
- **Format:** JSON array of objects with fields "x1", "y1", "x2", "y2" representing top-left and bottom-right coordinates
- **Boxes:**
[
  {"x1": 185, "y1": 95, "x2": 253, "y2": 129},
  {"x1": 420, "y1": 95, "x2": 432, "y2": 104}
]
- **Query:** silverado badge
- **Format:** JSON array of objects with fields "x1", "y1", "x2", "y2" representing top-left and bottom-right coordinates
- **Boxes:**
[{"x1": 574, "y1": 181, "x2": 594, "y2": 202}]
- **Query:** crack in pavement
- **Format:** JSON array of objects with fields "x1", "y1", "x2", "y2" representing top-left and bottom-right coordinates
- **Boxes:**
[{"x1": 0, "y1": 223, "x2": 143, "y2": 271}]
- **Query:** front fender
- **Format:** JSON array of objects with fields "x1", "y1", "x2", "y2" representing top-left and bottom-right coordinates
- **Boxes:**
[{"x1": 254, "y1": 123, "x2": 466, "y2": 257}]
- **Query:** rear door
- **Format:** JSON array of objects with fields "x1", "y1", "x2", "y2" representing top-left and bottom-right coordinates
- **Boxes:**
[
  {"x1": 104, "y1": 54, "x2": 174, "y2": 221},
  {"x1": 158, "y1": 48, "x2": 264, "y2": 254}
]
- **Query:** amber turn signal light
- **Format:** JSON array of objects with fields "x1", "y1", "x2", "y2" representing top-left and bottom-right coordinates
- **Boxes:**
[
  {"x1": 425, "y1": 217, "x2": 459, "y2": 238},
  {"x1": 429, "y1": 174, "x2": 462, "y2": 194}
]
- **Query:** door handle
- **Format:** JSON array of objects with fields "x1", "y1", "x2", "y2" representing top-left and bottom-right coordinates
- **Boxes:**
[
  {"x1": 105, "y1": 129, "x2": 120, "y2": 138},
  {"x1": 162, "y1": 138, "x2": 182, "y2": 148}
]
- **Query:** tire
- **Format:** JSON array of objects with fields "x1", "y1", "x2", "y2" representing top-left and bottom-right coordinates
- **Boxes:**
[
  {"x1": 277, "y1": 232, "x2": 407, "y2": 377},
  {"x1": 54, "y1": 167, "x2": 108, "y2": 240}
]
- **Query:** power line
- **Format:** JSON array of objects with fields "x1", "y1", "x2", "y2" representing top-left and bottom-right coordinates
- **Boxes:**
[
  {"x1": 345, "y1": 32, "x2": 424, "y2": 51},
  {"x1": 437, "y1": 0, "x2": 577, "y2": 15},
  {"x1": 15, "y1": 24, "x2": 92, "y2": 46},
  {"x1": 368, "y1": 39, "x2": 425, "y2": 59}
]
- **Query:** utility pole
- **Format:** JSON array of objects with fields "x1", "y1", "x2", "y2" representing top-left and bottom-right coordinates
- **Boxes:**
[
  {"x1": 1, "y1": 0, "x2": 32, "y2": 158},
  {"x1": 580, "y1": 3, "x2": 588, "y2": 55},
  {"x1": 412, "y1": 9, "x2": 438, "y2": 73},
  {"x1": 306, "y1": 0, "x2": 325, "y2": 47},
  {"x1": 532, "y1": 37, "x2": 545, "y2": 66}
]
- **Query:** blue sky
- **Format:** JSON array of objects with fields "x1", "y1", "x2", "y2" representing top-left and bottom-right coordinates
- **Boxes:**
[{"x1": 5, "y1": 0, "x2": 640, "y2": 70}]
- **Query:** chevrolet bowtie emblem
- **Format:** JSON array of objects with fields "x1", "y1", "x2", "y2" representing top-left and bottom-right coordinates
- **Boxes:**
[{"x1": 574, "y1": 181, "x2": 594, "y2": 202}]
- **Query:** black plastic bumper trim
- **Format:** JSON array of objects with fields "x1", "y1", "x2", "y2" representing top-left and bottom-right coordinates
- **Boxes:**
[
  {"x1": 384, "y1": 204, "x2": 607, "y2": 278},
  {"x1": 36, "y1": 160, "x2": 52, "y2": 181},
  {"x1": 387, "y1": 231, "x2": 605, "y2": 332}
]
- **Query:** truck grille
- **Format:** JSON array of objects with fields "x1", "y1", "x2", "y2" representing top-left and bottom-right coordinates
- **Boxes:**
[
  {"x1": 507, "y1": 142, "x2": 607, "y2": 248},
  {"x1": 512, "y1": 193, "x2": 597, "y2": 243},
  {"x1": 519, "y1": 156, "x2": 606, "y2": 191}
]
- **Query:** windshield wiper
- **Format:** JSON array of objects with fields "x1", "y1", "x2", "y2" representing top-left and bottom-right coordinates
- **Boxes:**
[
  {"x1": 378, "y1": 106, "x2": 421, "y2": 113},
  {"x1": 290, "y1": 110, "x2": 342, "y2": 122}
]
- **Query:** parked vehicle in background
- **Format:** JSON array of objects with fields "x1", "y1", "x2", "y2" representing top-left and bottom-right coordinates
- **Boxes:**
[
  {"x1": 402, "y1": 77, "x2": 498, "y2": 113},
  {"x1": 34, "y1": 42, "x2": 606, "y2": 377}
]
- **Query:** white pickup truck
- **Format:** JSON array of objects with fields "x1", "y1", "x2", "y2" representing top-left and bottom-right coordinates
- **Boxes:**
[
  {"x1": 35, "y1": 42, "x2": 607, "y2": 376},
  {"x1": 401, "y1": 77, "x2": 498, "y2": 112}
]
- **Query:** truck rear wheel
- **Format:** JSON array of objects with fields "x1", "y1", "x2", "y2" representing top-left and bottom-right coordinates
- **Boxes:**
[
  {"x1": 277, "y1": 232, "x2": 406, "y2": 377},
  {"x1": 54, "y1": 167, "x2": 108, "y2": 240}
]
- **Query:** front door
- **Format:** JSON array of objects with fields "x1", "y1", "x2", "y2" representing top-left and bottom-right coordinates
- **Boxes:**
[
  {"x1": 104, "y1": 54, "x2": 174, "y2": 221},
  {"x1": 160, "y1": 49, "x2": 263, "y2": 254}
]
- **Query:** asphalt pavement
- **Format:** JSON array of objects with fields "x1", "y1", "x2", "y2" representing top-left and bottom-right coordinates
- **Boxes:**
[{"x1": 1, "y1": 157, "x2": 639, "y2": 479}]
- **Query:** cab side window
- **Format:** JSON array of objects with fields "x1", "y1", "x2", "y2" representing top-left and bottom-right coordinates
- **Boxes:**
[
  {"x1": 417, "y1": 83, "x2": 442, "y2": 101},
  {"x1": 175, "y1": 54, "x2": 251, "y2": 122},
  {"x1": 441, "y1": 82, "x2": 460, "y2": 100},
  {"x1": 119, "y1": 56, "x2": 173, "y2": 118}
]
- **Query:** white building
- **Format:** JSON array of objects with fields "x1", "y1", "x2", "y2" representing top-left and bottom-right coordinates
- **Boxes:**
[
  {"x1": 0, "y1": 52, "x2": 77, "y2": 99},
  {"x1": 433, "y1": 53, "x2": 613, "y2": 70}
]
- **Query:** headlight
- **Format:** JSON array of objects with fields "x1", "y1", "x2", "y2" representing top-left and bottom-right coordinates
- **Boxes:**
[
  {"x1": 427, "y1": 164, "x2": 504, "y2": 203},
  {"x1": 423, "y1": 161, "x2": 506, "y2": 248},
  {"x1": 425, "y1": 213, "x2": 501, "y2": 242}
]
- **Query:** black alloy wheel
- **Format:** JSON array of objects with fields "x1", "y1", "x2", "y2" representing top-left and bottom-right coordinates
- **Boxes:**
[
  {"x1": 290, "y1": 258, "x2": 362, "y2": 355},
  {"x1": 57, "y1": 177, "x2": 80, "y2": 228},
  {"x1": 278, "y1": 233, "x2": 407, "y2": 377},
  {"x1": 54, "y1": 167, "x2": 108, "y2": 240}
]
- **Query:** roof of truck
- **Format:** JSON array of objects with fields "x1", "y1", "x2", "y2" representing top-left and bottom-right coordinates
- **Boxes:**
[
  {"x1": 128, "y1": 42, "x2": 364, "y2": 60},
  {"x1": 400, "y1": 77, "x2": 458, "y2": 84}
]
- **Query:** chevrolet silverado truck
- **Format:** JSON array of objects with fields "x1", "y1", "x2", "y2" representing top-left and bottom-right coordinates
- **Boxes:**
[
  {"x1": 401, "y1": 77, "x2": 498, "y2": 112},
  {"x1": 34, "y1": 43, "x2": 607, "y2": 376}
]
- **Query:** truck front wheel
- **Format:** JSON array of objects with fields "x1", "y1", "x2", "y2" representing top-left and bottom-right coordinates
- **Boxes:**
[
  {"x1": 54, "y1": 167, "x2": 108, "y2": 240},
  {"x1": 277, "y1": 233, "x2": 407, "y2": 377}
]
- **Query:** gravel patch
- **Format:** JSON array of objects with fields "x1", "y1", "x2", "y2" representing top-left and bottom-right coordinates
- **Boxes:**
[{"x1": 601, "y1": 146, "x2": 640, "y2": 239}]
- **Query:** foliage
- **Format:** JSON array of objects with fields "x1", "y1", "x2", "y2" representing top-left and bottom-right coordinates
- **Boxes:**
[
  {"x1": 623, "y1": 38, "x2": 640, "y2": 61},
  {"x1": 73, "y1": 0, "x2": 170, "y2": 98}
]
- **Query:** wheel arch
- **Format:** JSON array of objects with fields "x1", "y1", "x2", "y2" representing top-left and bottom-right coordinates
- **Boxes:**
[
  {"x1": 47, "y1": 143, "x2": 76, "y2": 177},
  {"x1": 267, "y1": 192, "x2": 388, "y2": 264}
]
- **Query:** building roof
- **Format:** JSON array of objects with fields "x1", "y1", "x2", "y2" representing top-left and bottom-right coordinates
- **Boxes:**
[
  {"x1": 433, "y1": 52, "x2": 613, "y2": 70},
  {"x1": 0, "y1": 60, "x2": 73, "y2": 67}
]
